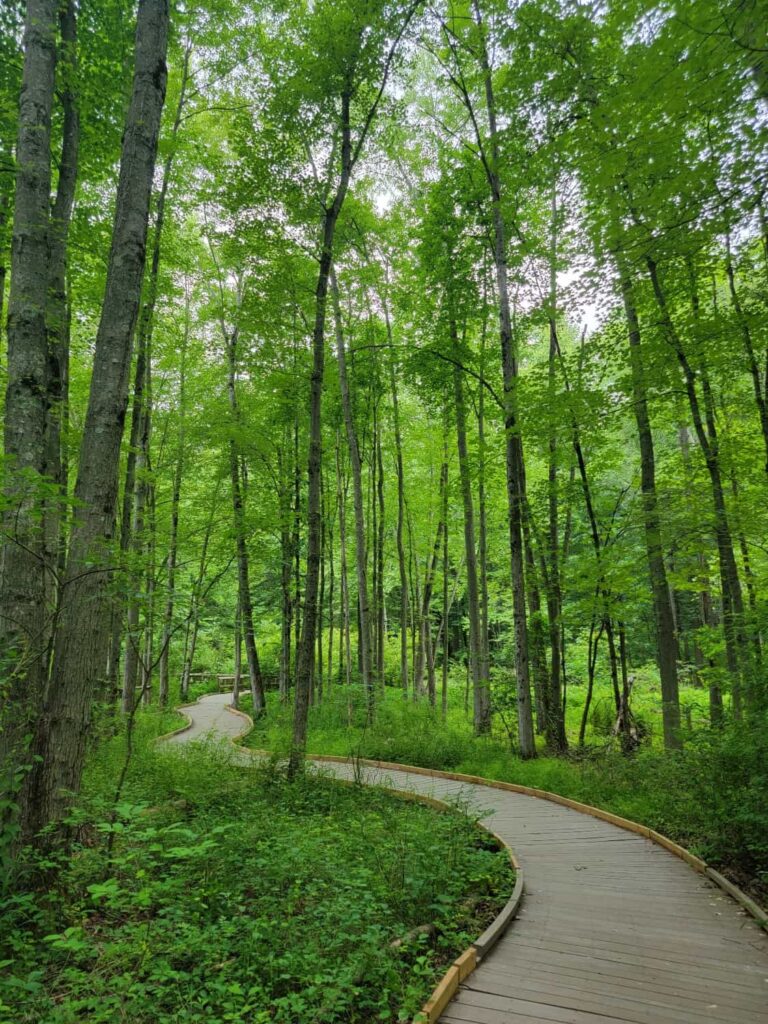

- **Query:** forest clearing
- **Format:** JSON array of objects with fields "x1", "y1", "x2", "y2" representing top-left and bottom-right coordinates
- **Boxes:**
[{"x1": 1, "y1": 0, "x2": 767, "y2": 1021}]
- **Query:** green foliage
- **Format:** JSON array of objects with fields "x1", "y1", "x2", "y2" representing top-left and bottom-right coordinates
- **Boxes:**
[{"x1": 0, "y1": 716, "x2": 513, "y2": 1024}]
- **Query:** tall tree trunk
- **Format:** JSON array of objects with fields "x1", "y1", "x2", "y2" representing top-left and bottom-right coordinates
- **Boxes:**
[
  {"x1": 441, "y1": 465, "x2": 450, "y2": 719},
  {"x1": 337, "y1": 440, "x2": 352, "y2": 687},
  {"x1": 291, "y1": 6, "x2": 418, "y2": 770},
  {"x1": 21, "y1": 0, "x2": 170, "y2": 843},
  {"x1": 141, "y1": 474, "x2": 156, "y2": 705},
  {"x1": 0, "y1": 0, "x2": 58, "y2": 781},
  {"x1": 416, "y1": 459, "x2": 447, "y2": 705},
  {"x1": 619, "y1": 264, "x2": 681, "y2": 748},
  {"x1": 477, "y1": 308, "x2": 491, "y2": 695},
  {"x1": 181, "y1": 491, "x2": 218, "y2": 701},
  {"x1": 471, "y1": 0, "x2": 535, "y2": 756},
  {"x1": 376, "y1": 395, "x2": 385, "y2": 684},
  {"x1": 453, "y1": 361, "x2": 490, "y2": 734},
  {"x1": 225, "y1": 315, "x2": 266, "y2": 715},
  {"x1": 122, "y1": 332, "x2": 152, "y2": 713},
  {"x1": 110, "y1": 44, "x2": 190, "y2": 708},
  {"x1": 327, "y1": 457, "x2": 335, "y2": 690},
  {"x1": 330, "y1": 271, "x2": 373, "y2": 716},
  {"x1": 43, "y1": 0, "x2": 79, "y2": 615},
  {"x1": 232, "y1": 599, "x2": 242, "y2": 710},
  {"x1": 290, "y1": 99, "x2": 352, "y2": 773},
  {"x1": 158, "y1": 312, "x2": 188, "y2": 706},
  {"x1": 279, "y1": 439, "x2": 293, "y2": 702},
  {"x1": 383, "y1": 287, "x2": 409, "y2": 698},
  {"x1": 317, "y1": 467, "x2": 326, "y2": 705}
]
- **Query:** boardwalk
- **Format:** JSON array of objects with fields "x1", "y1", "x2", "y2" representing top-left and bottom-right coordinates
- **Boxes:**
[{"x1": 167, "y1": 694, "x2": 768, "y2": 1024}]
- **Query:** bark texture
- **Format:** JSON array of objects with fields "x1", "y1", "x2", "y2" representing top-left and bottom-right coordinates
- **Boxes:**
[
  {"x1": 0, "y1": 0, "x2": 58, "y2": 781},
  {"x1": 20, "y1": 0, "x2": 170, "y2": 842}
]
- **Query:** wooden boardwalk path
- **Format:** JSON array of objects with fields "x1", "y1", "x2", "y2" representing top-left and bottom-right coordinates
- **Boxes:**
[{"x1": 167, "y1": 694, "x2": 768, "y2": 1024}]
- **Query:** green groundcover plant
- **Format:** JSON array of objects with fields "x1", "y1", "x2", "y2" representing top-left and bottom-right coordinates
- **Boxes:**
[{"x1": 0, "y1": 714, "x2": 514, "y2": 1024}]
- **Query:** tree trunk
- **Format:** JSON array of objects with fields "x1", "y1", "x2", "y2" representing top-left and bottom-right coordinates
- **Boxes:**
[
  {"x1": 416, "y1": 459, "x2": 447, "y2": 706},
  {"x1": 619, "y1": 264, "x2": 681, "y2": 748},
  {"x1": 0, "y1": 0, "x2": 58, "y2": 780},
  {"x1": 477, "y1": 309, "x2": 491, "y2": 696},
  {"x1": 376, "y1": 396, "x2": 386, "y2": 685},
  {"x1": 453, "y1": 361, "x2": 490, "y2": 734},
  {"x1": 232, "y1": 600, "x2": 242, "y2": 710},
  {"x1": 20, "y1": 0, "x2": 170, "y2": 843},
  {"x1": 330, "y1": 270, "x2": 373, "y2": 715},
  {"x1": 472, "y1": 0, "x2": 535, "y2": 756},
  {"x1": 181, "y1": 491, "x2": 218, "y2": 701},
  {"x1": 383, "y1": 288, "x2": 409, "y2": 698},
  {"x1": 226, "y1": 315, "x2": 266, "y2": 715},
  {"x1": 42, "y1": 0, "x2": 79, "y2": 615},
  {"x1": 337, "y1": 439, "x2": 352, "y2": 687}
]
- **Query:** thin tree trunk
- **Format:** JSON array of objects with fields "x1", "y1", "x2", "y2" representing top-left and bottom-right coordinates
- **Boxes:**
[
  {"x1": 453, "y1": 361, "x2": 490, "y2": 734},
  {"x1": 376, "y1": 395, "x2": 385, "y2": 685},
  {"x1": 42, "y1": 0, "x2": 79, "y2": 616},
  {"x1": 417, "y1": 459, "x2": 447, "y2": 706},
  {"x1": 21, "y1": 0, "x2": 170, "y2": 843},
  {"x1": 279, "y1": 439, "x2": 293, "y2": 701},
  {"x1": 317, "y1": 468, "x2": 326, "y2": 705},
  {"x1": 619, "y1": 264, "x2": 681, "y2": 748},
  {"x1": 470, "y1": 0, "x2": 534, "y2": 755},
  {"x1": 181, "y1": 492, "x2": 218, "y2": 701},
  {"x1": 330, "y1": 271, "x2": 373, "y2": 716},
  {"x1": 477, "y1": 305, "x2": 491, "y2": 692},
  {"x1": 225, "y1": 313, "x2": 266, "y2": 714},
  {"x1": 232, "y1": 600, "x2": 242, "y2": 709},
  {"x1": 291, "y1": 7, "x2": 419, "y2": 770},
  {"x1": 383, "y1": 286, "x2": 409, "y2": 698},
  {"x1": 441, "y1": 469, "x2": 450, "y2": 719},
  {"x1": 326, "y1": 454, "x2": 336, "y2": 693},
  {"x1": 338, "y1": 443, "x2": 352, "y2": 687},
  {"x1": 579, "y1": 613, "x2": 604, "y2": 747},
  {"x1": 158, "y1": 319, "x2": 187, "y2": 706},
  {"x1": 141, "y1": 475, "x2": 156, "y2": 705}
]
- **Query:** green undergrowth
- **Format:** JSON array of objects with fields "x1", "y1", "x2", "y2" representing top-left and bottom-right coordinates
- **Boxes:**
[
  {"x1": 0, "y1": 715, "x2": 514, "y2": 1024},
  {"x1": 243, "y1": 685, "x2": 768, "y2": 905}
]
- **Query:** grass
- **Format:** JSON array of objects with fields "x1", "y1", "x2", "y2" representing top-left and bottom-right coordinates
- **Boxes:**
[
  {"x1": 239, "y1": 675, "x2": 768, "y2": 905},
  {"x1": 0, "y1": 709, "x2": 514, "y2": 1024}
]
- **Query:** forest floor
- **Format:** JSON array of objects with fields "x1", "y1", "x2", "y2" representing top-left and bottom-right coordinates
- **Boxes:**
[
  {"x1": 0, "y1": 711, "x2": 513, "y2": 1024},
  {"x1": 239, "y1": 677, "x2": 768, "y2": 906}
]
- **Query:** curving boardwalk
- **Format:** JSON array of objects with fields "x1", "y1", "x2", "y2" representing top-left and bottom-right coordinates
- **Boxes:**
[{"x1": 166, "y1": 694, "x2": 768, "y2": 1024}]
